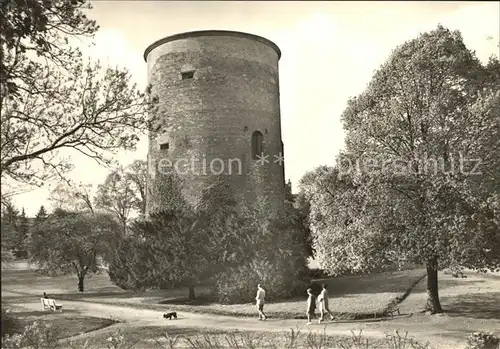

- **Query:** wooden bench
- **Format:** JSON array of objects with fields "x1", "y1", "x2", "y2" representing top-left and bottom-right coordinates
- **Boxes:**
[{"x1": 40, "y1": 298, "x2": 63, "y2": 312}]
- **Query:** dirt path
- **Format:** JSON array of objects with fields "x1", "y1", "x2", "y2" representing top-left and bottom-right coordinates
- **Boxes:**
[{"x1": 4, "y1": 292, "x2": 469, "y2": 349}]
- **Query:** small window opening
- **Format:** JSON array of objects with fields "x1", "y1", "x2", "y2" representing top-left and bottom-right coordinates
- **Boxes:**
[
  {"x1": 182, "y1": 71, "x2": 194, "y2": 80},
  {"x1": 160, "y1": 142, "x2": 169, "y2": 150},
  {"x1": 251, "y1": 131, "x2": 263, "y2": 160}
]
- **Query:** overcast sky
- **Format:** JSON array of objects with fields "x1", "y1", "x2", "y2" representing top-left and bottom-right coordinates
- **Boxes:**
[{"x1": 10, "y1": 1, "x2": 500, "y2": 216}]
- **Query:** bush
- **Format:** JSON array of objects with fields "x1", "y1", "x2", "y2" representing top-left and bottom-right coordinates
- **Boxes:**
[
  {"x1": 1, "y1": 306, "x2": 19, "y2": 338},
  {"x1": 63, "y1": 328, "x2": 435, "y2": 349},
  {"x1": 214, "y1": 200, "x2": 311, "y2": 304},
  {"x1": 216, "y1": 259, "x2": 288, "y2": 304},
  {"x1": 216, "y1": 254, "x2": 310, "y2": 305},
  {"x1": 2, "y1": 321, "x2": 61, "y2": 349},
  {"x1": 466, "y1": 331, "x2": 500, "y2": 349}
]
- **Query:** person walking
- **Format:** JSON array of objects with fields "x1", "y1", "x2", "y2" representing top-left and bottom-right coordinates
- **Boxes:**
[
  {"x1": 318, "y1": 284, "x2": 334, "y2": 323},
  {"x1": 306, "y1": 288, "x2": 316, "y2": 325},
  {"x1": 255, "y1": 284, "x2": 267, "y2": 320}
]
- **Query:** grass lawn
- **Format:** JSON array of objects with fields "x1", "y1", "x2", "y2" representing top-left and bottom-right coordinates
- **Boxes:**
[
  {"x1": 2, "y1": 306, "x2": 117, "y2": 340},
  {"x1": 1, "y1": 261, "x2": 426, "y2": 320}
]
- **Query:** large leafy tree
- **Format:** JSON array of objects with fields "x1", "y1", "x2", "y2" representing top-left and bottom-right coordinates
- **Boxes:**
[
  {"x1": 1, "y1": 0, "x2": 158, "y2": 186},
  {"x1": 27, "y1": 210, "x2": 121, "y2": 292},
  {"x1": 303, "y1": 26, "x2": 500, "y2": 313}
]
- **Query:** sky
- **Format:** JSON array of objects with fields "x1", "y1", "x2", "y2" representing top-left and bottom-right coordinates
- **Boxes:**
[{"x1": 8, "y1": 1, "x2": 500, "y2": 216}]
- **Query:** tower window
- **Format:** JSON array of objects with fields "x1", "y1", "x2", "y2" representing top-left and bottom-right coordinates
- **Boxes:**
[
  {"x1": 181, "y1": 71, "x2": 194, "y2": 80},
  {"x1": 160, "y1": 142, "x2": 169, "y2": 150},
  {"x1": 251, "y1": 131, "x2": 263, "y2": 159}
]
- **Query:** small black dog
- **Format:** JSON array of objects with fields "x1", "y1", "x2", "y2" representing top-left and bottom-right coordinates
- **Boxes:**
[{"x1": 163, "y1": 312, "x2": 177, "y2": 320}]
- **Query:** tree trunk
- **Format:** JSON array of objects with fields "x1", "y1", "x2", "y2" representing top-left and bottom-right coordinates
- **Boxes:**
[
  {"x1": 188, "y1": 285, "x2": 196, "y2": 301},
  {"x1": 425, "y1": 257, "x2": 443, "y2": 314},
  {"x1": 78, "y1": 275, "x2": 85, "y2": 292}
]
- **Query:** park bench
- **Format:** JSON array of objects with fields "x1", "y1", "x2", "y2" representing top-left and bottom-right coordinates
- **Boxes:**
[{"x1": 40, "y1": 298, "x2": 63, "y2": 312}]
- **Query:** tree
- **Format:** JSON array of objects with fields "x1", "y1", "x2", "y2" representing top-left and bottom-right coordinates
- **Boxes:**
[
  {"x1": 16, "y1": 208, "x2": 30, "y2": 258},
  {"x1": 286, "y1": 180, "x2": 315, "y2": 257},
  {"x1": 125, "y1": 160, "x2": 147, "y2": 217},
  {"x1": 110, "y1": 176, "x2": 246, "y2": 299},
  {"x1": 48, "y1": 181, "x2": 94, "y2": 213},
  {"x1": 95, "y1": 166, "x2": 139, "y2": 234},
  {"x1": 305, "y1": 26, "x2": 500, "y2": 314},
  {"x1": 1, "y1": 0, "x2": 98, "y2": 99},
  {"x1": 27, "y1": 210, "x2": 121, "y2": 292},
  {"x1": 1, "y1": 0, "x2": 158, "y2": 186},
  {"x1": 1, "y1": 199, "x2": 20, "y2": 256},
  {"x1": 35, "y1": 205, "x2": 48, "y2": 222},
  {"x1": 214, "y1": 196, "x2": 311, "y2": 304},
  {"x1": 133, "y1": 210, "x2": 208, "y2": 300}
]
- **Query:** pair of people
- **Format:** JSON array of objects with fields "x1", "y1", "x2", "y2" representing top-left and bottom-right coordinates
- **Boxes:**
[
  {"x1": 306, "y1": 284, "x2": 334, "y2": 325},
  {"x1": 256, "y1": 283, "x2": 334, "y2": 324}
]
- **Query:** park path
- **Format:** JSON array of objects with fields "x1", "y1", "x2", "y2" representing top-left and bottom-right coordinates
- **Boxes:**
[{"x1": 3, "y1": 287, "x2": 472, "y2": 349}]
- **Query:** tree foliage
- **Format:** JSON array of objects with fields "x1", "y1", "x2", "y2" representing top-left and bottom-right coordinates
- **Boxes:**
[
  {"x1": 27, "y1": 209, "x2": 121, "y2": 291},
  {"x1": 125, "y1": 160, "x2": 147, "y2": 217},
  {"x1": 95, "y1": 160, "x2": 148, "y2": 233},
  {"x1": 34, "y1": 205, "x2": 48, "y2": 223},
  {"x1": 0, "y1": 0, "x2": 158, "y2": 186},
  {"x1": 0, "y1": 199, "x2": 30, "y2": 258},
  {"x1": 109, "y1": 177, "x2": 243, "y2": 298},
  {"x1": 111, "y1": 174, "x2": 310, "y2": 303},
  {"x1": 216, "y1": 197, "x2": 310, "y2": 304},
  {"x1": 301, "y1": 26, "x2": 500, "y2": 314},
  {"x1": 48, "y1": 181, "x2": 94, "y2": 213},
  {"x1": 95, "y1": 166, "x2": 137, "y2": 235},
  {"x1": 1, "y1": 0, "x2": 98, "y2": 99}
]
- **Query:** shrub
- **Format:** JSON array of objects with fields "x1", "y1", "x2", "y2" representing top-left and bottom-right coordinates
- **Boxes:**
[
  {"x1": 466, "y1": 331, "x2": 500, "y2": 349},
  {"x1": 2, "y1": 321, "x2": 61, "y2": 349},
  {"x1": 1, "y1": 306, "x2": 19, "y2": 338},
  {"x1": 216, "y1": 259, "x2": 287, "y2": 304}
]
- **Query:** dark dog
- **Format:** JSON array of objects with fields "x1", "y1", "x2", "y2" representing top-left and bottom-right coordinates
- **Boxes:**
[{"x1": 163, "y1": 312, "x2": 177, "y2": 320}]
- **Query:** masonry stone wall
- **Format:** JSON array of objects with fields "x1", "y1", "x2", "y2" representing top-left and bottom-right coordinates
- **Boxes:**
[{"x1": 144, "y1": 31, "x2": 285, "y2": 215}]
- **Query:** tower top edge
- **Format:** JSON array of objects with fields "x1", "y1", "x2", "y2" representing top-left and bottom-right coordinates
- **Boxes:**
[{"x1": 143, "y1": 30, "x2": 281, "y2": 62}]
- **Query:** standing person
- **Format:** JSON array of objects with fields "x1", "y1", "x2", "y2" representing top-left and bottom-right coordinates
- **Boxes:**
[
  {"x1": 318, "y1": 284, "x2": 334, "y2": 323},
  {"x1": 255, "y1": 284, "x2": 267, "y2": 320},
  {"x1": 306, "y1": 288, "x2": 316, "y2": 325}
]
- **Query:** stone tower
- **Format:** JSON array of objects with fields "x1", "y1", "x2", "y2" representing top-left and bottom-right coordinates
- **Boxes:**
[{"x1": 144, "y1": 30, "x2": 285, "y2": 215}]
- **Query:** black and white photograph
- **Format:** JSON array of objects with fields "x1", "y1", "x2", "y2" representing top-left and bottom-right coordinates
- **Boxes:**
[{"x1": 1, "y1": 1, "x2": 499, "y2": 348}]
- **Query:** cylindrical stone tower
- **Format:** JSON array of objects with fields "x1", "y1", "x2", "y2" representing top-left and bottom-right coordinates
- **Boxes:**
[{"x1": 144, "y1": 30, "x2": 285, "y2": 215}]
